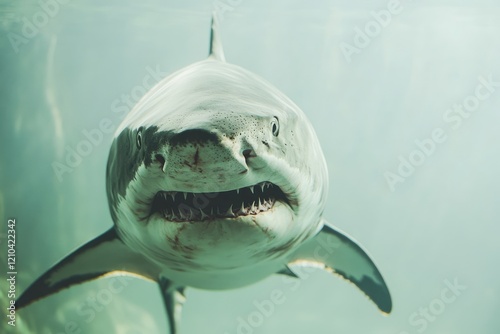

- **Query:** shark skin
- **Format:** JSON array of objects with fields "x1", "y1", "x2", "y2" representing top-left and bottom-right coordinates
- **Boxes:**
[{"x1": 16, "y1": 14, "x2": 392, "y2": 333}]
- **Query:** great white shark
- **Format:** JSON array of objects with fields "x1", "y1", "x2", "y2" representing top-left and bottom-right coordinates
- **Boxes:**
[{"x1": 17, "y1": 15, "x2": 392, "y2": 333}]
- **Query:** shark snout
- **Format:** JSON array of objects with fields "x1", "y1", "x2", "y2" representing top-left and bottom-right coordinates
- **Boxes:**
[{"x1": 156, "y1": 129, "x2": 254, "y2": 186}]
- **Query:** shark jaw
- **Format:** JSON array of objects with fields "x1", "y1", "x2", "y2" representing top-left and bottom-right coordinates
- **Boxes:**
[
  {"x1": 150, "y1": 181, "x2": 289, "y2": 222},
  {"x1": 114, "y1": 156, "x2": 302, "y2": 273}
]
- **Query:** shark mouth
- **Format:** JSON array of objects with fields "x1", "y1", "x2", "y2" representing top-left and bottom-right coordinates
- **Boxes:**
[{"x1": 150, "y1": 182, "x2": 288, "y2": 222}]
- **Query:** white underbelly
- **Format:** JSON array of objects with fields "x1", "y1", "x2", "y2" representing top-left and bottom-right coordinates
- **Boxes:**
[{"x1": 159, "y1": 257, "x2": 286, "y2": 290}]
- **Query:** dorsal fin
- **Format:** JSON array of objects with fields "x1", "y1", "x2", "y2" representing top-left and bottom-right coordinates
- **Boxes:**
[{"x1": 208, "y1": 12, "x2": 226, "y2": 62}]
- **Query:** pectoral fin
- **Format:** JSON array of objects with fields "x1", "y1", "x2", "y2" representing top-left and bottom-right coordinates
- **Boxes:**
[
  {"x1": 289, "y1": 220, "x2": 392, "y2": 313},
  {"x1": 16, "y1": 228, "x2": 161, "y2": 309}
]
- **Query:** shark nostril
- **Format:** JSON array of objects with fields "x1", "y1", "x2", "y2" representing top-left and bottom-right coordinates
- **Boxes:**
[
  {"x1": 242, "y1": 149, "x2": 255, "y2": 160},
  {"x1": 155, "y1": 154, "x2": 166, "y2": 169}
]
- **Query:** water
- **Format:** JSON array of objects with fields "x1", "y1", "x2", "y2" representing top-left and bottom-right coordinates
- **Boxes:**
[{"x1": 1, "y1": 0, "x2": 499, "y2": 333}]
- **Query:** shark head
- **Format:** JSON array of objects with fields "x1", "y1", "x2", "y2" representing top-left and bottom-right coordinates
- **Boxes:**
[{"x1": 106, "y1": 19, "x2": 328, "y2": 277}]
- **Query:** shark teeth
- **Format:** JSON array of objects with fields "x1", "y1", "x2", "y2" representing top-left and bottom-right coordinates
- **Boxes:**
[{"x1": 151, "y1": 182, "x2": 286, "y2": 222}]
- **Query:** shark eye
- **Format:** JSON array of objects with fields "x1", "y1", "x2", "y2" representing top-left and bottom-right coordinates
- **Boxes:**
[
  {"x1": 136, "y1": 128, "x2": 143, "y2": 149},
  {"x1": 271, "y1": 117, "x2": 279, "y2": 137}
]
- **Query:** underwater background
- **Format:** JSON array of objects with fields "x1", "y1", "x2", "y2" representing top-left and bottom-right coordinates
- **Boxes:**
[{"x1": 1, "y1": 0, "x2": 499, "y2": 333}]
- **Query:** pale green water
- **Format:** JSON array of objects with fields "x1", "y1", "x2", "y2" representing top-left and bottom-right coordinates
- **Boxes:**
[{"x1": 1, "y1": 0, "x2": 500, "y2": 333}]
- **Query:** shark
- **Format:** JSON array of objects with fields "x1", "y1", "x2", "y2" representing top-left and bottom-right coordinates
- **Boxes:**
[{"x1": 17, "y1": 14, "x2": 392, "y2": 333}]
